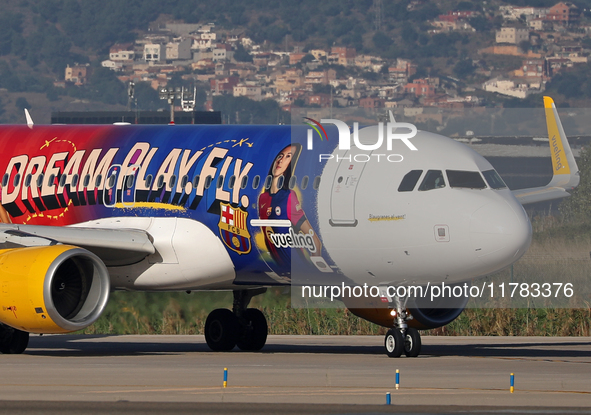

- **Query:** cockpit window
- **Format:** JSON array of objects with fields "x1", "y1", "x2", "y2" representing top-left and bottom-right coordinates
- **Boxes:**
[
  {"x1": 446, "y1": 170, "x2": 487, "y2": 189},
  {"x1": 418, "y1": 170, "x2": 446, "y2": 191},
  {"x1": 482, "y1": 169, "x2": 507, "y2": 189},
  {"x1": 398, "y1": 170, "x2": 423, "y2": 192}
]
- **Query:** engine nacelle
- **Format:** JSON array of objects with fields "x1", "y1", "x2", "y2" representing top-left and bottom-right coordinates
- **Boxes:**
[
  {"x1": 0, "y1": 245, "x2": 110, "y2": 333},
  {"x1": 344, "y1": 286, "x2": 469, "y2": 330}
]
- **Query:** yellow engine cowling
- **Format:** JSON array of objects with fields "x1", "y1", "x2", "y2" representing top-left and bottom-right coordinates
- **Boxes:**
[{"x1": 0, "y1": 245, "x2": 110, "y2": 333}]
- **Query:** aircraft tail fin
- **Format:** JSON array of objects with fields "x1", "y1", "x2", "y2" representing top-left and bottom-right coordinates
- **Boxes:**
[{"x1": 512, "y1": 96, "x2": 579, "y2": 205}]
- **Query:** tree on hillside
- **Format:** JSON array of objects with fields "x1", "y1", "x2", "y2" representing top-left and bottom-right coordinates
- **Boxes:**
[{"x1": 15, "y1": 97, "x2": 31, "y2": 110}]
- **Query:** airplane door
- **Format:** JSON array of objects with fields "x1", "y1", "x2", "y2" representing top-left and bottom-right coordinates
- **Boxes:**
[
  {"x1": 122, "y1": 164, "x2": 140, "y2": 207},
  {"x1": 103, "y1": 164, "x2": 121, "y2": 207},
  {"x1": 329, "y1": 147, "x2": 373, "y2": 227}
]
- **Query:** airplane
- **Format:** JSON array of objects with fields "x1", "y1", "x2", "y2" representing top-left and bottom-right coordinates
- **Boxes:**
[{"x1": 0, "y1": 96, "x2": 579, "y2": 357}]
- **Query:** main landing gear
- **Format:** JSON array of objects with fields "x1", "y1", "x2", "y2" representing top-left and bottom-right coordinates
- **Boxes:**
[
  {"x1": 204, "y1": 288, "x2": 268, "y2": 352},
  {"x1": 384, "y1": 297, "x2": 422, "y2": 358},
  {"x1": 0, "y1": 323, "x2": 29, "y2": 354}
]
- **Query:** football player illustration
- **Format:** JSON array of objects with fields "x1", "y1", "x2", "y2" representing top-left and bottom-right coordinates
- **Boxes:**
[{"x1": 258, "y1": 144, "x2": 328, "y2": 277}]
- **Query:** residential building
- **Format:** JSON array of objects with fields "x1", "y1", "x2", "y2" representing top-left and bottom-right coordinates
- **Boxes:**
[
  {"x1": 309, "y1": 49, "x2": 327, "y2": 61},
  {"x1": 65, "y1": 64, "x2": 91, "y2": 85},
  {"x1": 144, "y1": 44, "x2": 165, "y2": 62},
  {"x1": 404, "y1": 79, "x2": 435, "y2": 97},
  {"x1": 213, "y1": 44, "x2": 234, "y2": 62},
  {"x1": 545, "y1": 2, "x2": 579, "y2": 26},
  {"x1": 233, "y1": 84, "x2": 262, "y2": 101},
  {"x1": 359, "y1": 97, "x2": 385, "y2": 108},
  {"x1": 110, "y1": 43, "x2": 135, "y2": 61},
  {"x1": 482, "y1": 78, "x2": 542, "y2": 98},
  {"x1": 496, "y1": 27, "x2": 530, "y2": 44},
  {"x1": 166, "y1": 38, "x2": 192, "y2": 60},
  {"x1": 274, "y1": 69, "x2": 305, "y2": 93},
  {"x1": 331, "y1": 47, "x2": 356, "y2": 66},
  {"x1": 289, "y1": 53, "x2": 306, "y2": 65},
  {"x1": 513, "y1": 58, "x2": 547, "y2": 77},
  {"x1": 211, "y1": 76, "x2": 240, "y2": 95},
  {"x1": 306, "y1": 93, "x2": 332, "y2": 107}
]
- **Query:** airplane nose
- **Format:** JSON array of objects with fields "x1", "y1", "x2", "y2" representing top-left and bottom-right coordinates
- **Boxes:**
[{"x1": 469, "y1": 198, "x2": 532, "y2": 269}]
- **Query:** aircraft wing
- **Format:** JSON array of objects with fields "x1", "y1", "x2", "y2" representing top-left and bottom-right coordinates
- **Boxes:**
[
  {"x1": 0, "y1": 223, "x2": 155, "y2": 266},
  {"x1": 512, "y1": 96, "x2": 579, "y2": 205}
]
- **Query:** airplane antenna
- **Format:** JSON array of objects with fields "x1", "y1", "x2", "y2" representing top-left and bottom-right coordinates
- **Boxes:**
[{"x1": 24, "y1": 109, "x2": 34, "y2": 128}]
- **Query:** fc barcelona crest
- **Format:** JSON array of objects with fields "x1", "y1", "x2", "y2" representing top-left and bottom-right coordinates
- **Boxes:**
[{"x1": 218, "y1": 203, "x2": 251, "y2": 255}]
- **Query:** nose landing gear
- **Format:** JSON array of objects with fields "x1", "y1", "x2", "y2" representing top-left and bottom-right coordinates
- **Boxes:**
[{"x1": 384, "y1": 296, "x2": 422, "y2": 358}]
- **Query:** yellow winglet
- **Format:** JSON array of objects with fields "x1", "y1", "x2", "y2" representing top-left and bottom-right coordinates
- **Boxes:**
[
  {"x1": 543, "y1": 96, "x2": 571, "y2": 175},
  {"x1": 512, "y1": 96, "x2": 579, "y2": 205}
]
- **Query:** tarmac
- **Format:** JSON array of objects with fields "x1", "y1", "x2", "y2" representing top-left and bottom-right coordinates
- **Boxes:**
[{"x1": 0, "y1": 335, "x2": 590, "y2": 414}]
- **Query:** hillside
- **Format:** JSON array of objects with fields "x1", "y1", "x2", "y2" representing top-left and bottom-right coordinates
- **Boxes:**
[{"x1": 0, "y1": 0, "x2": 590, "y2": 123}]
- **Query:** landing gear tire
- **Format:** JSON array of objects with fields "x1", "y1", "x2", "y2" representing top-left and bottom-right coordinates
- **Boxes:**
[
  {"x1": 204, "y1": 309, "x2": 238, "y2": 352},
  {"x1": 236, "y1": 308, "x2": 268, "y2": 351},
  {"x1": 403, "y1": 328, "x2": 421, "y2": 357},
  {"x1": 384, "y1": 328, "x2": 404, "y2": 358},
  {"x1": 0, "y1": 325, "x2": 29, "y2": 354}
]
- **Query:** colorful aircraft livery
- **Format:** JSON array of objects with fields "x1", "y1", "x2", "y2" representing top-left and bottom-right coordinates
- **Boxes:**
[{"x1": 0, "y1": 98, "x2": 581, "y2": 358}]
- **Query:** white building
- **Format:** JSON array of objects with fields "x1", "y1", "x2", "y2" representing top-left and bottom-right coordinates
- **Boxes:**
[
  {"x1": 482, "y1": 78, "x2": 541, "y2": 99},
  {"x1": 144, "y1": 44, "x2": 165, "y2": 62},
  {"x1": 109, "y1": 50, "x2": 134, "y2": 61},
  {"x1": 101, "y1": 60, "x2": 123, "y2": 71}
]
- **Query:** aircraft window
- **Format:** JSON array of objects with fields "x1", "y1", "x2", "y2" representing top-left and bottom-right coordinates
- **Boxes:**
[
  {"x1": 13, "y1": 174, "x2": 21, "y2": 187},
  {"x1": 228, "y1": 175, "x2": 236, "y2": 189},
  {"x1": 36, "y1": 174, "x2": 44, "y2": 188},
  {"x1": 289, "y1": 175, "x2": 297, "y2": 189},
  {"x1": 24, "y1": 174, "x2": 32, "y2": 188},
  {"x1": 169, "y1": 175, "x2": 177, "y2": 189},
  {"x1": 398, "y1": 170, "x2": 423, "y2": 192},
  {"x1": 126, "y1": 175, "x2": 135, "y2": 189},
  {"x1": 145, "y1": 174, "x2": 153, "y2": 188},
  {"x1": 277, "y1": 176, "x2": 284, "y2": 189},
  {"x1": 264, "y1": 175, "x2": 272, "y2": 190},
  {"x1": 482, "y1": 169, "x2": 507, "y2": 189},
  {"x1": 1, "y1": 174, "x2": 8, "y2": 187},
  {"x1": 301, "y1": 175, "x2": 309, "y2": 190},
  {"x1": 181, "y1": 175, "x2": 188, "y2": 189},
  {"x1": 48, "y1": 174, "x2": 56, "y2": 187},
  {"x1": 72, "y1": 174, "x2": 79, "y2": 188},
  {"x1": 95, "y1": 174, "x2": 102, "y2": 188},
  {"x1": 59, "y1": 174, "x2": 67, "y2": 187},
  {"x1": 83, "y1": 174, "x2": 90, "y2": 188},
  {"x1": 192, "y1": 175, "x2": 200, "y2": 189},
  {"x1": 418, "y1": 170, "x2": 445, "y2": 191},
  {"x1": 446, "y1": 170, "x2": 486, "y2": 189},
  {"x1": 156, "y1": 175, "x2": 164, "y2": 188},
  {"x1": 216, "y1": 175, "x2": 224, "y2": 189},
  {"x1": 252, "y1": 175, "x2": 260, "y2": 189},
  {"x1": 240, "y1": 175, "x2": 248, "y2": 189},
  {"x1": 313, "y1": 176, "x2": 321, "y2": 190},
  {"x1": 107, "y1": 174, "x2": 117, "y2": 189},
  {"x1": 204, "y1": 175, "x2": 213, "y2": 189}
]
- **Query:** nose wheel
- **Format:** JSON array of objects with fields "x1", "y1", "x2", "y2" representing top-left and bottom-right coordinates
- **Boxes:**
[{"x1": 384, "y1": 295, "x2": 422, "y2": 358}]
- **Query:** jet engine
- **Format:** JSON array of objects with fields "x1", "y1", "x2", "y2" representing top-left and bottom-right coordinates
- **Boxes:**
[
  {"x1": 345, "y1": 283, "x2": 470, "y2": 330},
  {"x1": 0, "y1": 245, "x2": 110, "y2": 333}
]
